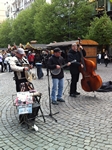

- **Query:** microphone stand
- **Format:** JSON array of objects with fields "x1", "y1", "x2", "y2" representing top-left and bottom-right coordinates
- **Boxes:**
[{"x1": 44, "y1": 69, "x2": 59, "y2": 122}]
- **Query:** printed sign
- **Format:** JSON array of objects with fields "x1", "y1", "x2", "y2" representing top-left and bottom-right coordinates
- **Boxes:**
[{"x1": 18, "y1": 104, "x2": 32, "y2": 114}]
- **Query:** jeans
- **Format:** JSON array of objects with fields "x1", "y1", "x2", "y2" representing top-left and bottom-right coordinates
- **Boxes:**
[
  {"x1": 51, "y1": 78, "x2": 64, "y2": 102},
  {"x1": 37, "y1": 65, "x2": 44, "y2": 79}
]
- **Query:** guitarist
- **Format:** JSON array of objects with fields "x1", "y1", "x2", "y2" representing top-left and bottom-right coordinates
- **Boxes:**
[
  {"x1": 47, "y1": 47, "x2": 71, "y2": 105},
  {"x1": 68, "y1": 43, "x2": 86, "y2": 97}
]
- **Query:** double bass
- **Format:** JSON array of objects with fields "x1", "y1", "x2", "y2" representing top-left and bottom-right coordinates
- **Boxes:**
[{"x1": 78, "y1": 38, "x2": 102, "y2": 92}]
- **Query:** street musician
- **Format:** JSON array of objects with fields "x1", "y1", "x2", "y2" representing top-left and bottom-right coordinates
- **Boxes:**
[{"x1": 10, "y1": 48, "x2": 32, "y2": 92}]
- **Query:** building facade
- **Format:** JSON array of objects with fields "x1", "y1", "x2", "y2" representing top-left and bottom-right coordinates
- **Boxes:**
[
  {"x1": 4, "y1": 0, "x2": 35, "y2": 19},
  {"x1": 4, "y1": 0, "x2": 51, "y2": 19},
  {"x1": 0, "y1": 1, "x2": 6, "y2": 23},
  {"x1": 4, "y1": 0, "x2": 112, "y2": 20},
  {"x1": 90, "y1": 0, "x2": 112, "y2": 18}
]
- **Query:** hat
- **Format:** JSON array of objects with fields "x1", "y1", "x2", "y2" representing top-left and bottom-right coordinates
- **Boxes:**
[
  {"x1": 15, "y1": 48, "x2": 25, "y2": 55},
  {"x1": 54, "y1": 48, "x2": 62, "y2": 53}
]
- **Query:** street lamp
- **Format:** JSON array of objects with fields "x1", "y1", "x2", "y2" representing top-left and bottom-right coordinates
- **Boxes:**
[{"x1": 68, "y1": 0, "x2": 71, "y2": 40}]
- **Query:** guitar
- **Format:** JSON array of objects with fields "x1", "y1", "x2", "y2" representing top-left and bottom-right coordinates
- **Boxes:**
[{"x1": 51, "y1": 59, "x2": 76, "y2": 75}]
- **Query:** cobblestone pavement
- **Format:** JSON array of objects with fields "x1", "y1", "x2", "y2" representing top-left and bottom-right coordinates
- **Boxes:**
[{"x1": 0, "y1": 63, "x2": 112, "y2": 150}]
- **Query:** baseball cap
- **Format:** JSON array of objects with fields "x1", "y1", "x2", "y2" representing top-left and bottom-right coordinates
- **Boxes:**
[{"x1": 54, "y1": 48, "x2": 62, "y2": 53}]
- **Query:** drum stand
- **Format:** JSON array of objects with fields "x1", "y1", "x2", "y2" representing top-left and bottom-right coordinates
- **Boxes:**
[{"x1": 44, "y1": 69, "x2": 59, "y2": 122}]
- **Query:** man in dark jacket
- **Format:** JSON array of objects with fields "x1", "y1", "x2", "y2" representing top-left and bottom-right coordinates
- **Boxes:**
[
  {"x1": 47, "y1": 47, "x2": 70, "y2": 105},
  {"x1": 68, "y1": 43, "x2": 86, "y2": 97}
]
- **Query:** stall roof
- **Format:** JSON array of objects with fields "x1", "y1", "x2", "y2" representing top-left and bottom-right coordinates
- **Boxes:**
[
  {"x1": 25, "y1": 42, "x2": 47, "y2": 50},
  {"x1": 46, "y1": 40, "x2": 98, "y2": 48},
  {"x1": 46, "y1": 41, "x2": 78, "y2": 47},
  {"x1": 79, "y1": 40, "x2": 99, "y2": 45},
  {"x1": 0, "y1": 48, "x2": 7, "y2": 51}
]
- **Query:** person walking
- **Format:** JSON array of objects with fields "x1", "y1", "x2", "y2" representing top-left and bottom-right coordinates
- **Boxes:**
[
  {"x1": 0, "y1": 53, "x2": 4, "y2": 72},
  {"x1": 97, "y1": 52, "x2": 101, "y2": 64},
  {"x1": 4, "y1": 53, "x2": 12, "y2": 72},
  {"x1": 44, "y1": 50, "x2": 51, "y2": 76},
  {"x1": 28, "y1": 51, "x2": 35, "y2": 67},
  {"x1": 67, "y1": 43, "x2": 86, "y2": 97},
  {"x1": 104, "y1": 51, "x2": 109, "y2": 67},
  {"x1": 47, "y1": 47, "x2": 70, "y2": 105}
]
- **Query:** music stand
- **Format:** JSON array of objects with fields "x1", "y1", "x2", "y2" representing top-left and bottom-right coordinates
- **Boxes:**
[{"x1": 44, "y1": 69, "x2": 59, "y2": 122}]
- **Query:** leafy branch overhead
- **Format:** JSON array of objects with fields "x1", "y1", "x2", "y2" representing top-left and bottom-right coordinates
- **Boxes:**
[{"x1": 0, "y1": 0, "x2": 111, "y2": 47}]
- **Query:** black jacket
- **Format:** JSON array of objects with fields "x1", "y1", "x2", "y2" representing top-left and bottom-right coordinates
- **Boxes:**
[
  {"x1": 47, "y1": 55, "x2": 65, "y2": 79},
  {"x1": 68, "y1": 49, "x2": 86, "y2": 74}
]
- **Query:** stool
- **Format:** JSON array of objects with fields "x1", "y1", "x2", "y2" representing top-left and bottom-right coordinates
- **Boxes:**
[{"x1": 63, "y1": 78, "x2": 71, "y2": 95}]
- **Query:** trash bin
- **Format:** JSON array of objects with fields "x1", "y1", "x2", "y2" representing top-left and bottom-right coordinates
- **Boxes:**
[{"x1": 36, "y1": 63, "x2": 44, "y2": 79}]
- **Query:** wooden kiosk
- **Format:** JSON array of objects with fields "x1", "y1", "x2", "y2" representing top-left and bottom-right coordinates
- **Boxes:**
[{"x1": 77, "y1": 39, "x2": 98, "y2": 69}]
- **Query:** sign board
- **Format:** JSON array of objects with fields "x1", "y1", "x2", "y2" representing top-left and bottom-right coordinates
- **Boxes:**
[
  {"x1": 18, "y1": 104, "x2": 32, "y2": 114},
  {"x1": 15, "y1": 91, "x2": 33, "y2": 106}
]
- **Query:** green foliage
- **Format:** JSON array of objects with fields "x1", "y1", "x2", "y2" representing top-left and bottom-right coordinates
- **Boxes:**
[
  {"x1": 11, "y1": 8, "x2": 35, "y2": 45},
  {"x1": 34, "y1": 0, "x2": 94, "y2": 43},
  {"x1": 0, "y1": 0, "x2": 111, "y2": 47},
  {"x1": 0, "y1": 19, "x2": 13, "y2": 47},
  {"x1": 84, "y1": 14, "x2": 112, "y2": 45}
]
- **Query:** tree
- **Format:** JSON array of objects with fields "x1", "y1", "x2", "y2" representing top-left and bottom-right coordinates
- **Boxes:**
[
  {"x1": 11, "y1": 8, "x2": 35, "y2": 45},
  {"x1": 34, "y1": 0, "x2": 94, "y2": 43},
  {"x1": 0, "y1": 19, "x2": 13, "y2": 47},
  {"x1": 0, "y1": 0, "x2": 96, "y2": 47},
  {"x1": 84, "y1": 14, "x2": 112, "y2": 46}
]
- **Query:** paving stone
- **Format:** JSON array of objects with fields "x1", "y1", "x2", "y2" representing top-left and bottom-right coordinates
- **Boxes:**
[
  {"x1": 1, "y1": 66, "x2": 112, "y2": 149},
  {"x1": 47, "y1": 148, "x2": 56, "y2": 150},
  {"x1": 34, "y1": 147, "x2": 45, "y2": 150},
  {"x1": 67, "y1": 146, "x2": 77, "y2": 150},
  {"x1": 1, "y1": 146, "x2": 11, "y2": 150},
  {"x1": 84, "y1": 146, "x2": 92, "y2": 150},
  {"x1": 23, "y1": 141, "x2": 37, "y2": 149}
]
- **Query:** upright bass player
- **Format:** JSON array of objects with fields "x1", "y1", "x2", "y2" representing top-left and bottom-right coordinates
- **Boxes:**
[{"x1": 67, "y1": 42, "x2": 86, "y2": 97}]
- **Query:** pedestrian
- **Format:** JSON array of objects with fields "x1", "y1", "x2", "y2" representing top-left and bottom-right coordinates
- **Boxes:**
[
  {"x1": 44, "y1": 50, "x2": 51, "y2": 76},
  {"x1": 97, "y1": 52, "x2": 101, "y2": 64},
  {"x1": 104, "y1": 51, "x2": 109, "y2": 67},
  {"x1": 67, "y1": 43, "x2": 86, "y2": 97},
  {"x1": 28, "y1": 51, "x2": 35, "y2": 67},
  {"x1": 4, "y1": 53, "x2": 12, "y2": 72},
  {"x1": 2, "y1": 50, "x2": 7, "y2": 72},
  {"x1": 0, "y1": 53, "x2": 4, "y2": 72},
  {"x1": 47, "y1": 47, "x2": 70, "y2": 105},
  {"x1": 9, "y1": 48, "x2": 31, "y2": 92}
]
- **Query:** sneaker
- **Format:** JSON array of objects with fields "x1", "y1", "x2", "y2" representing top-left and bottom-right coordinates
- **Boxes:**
[
  {"x1": 57, "y1": 98, "x2": 65, "y2": 102},
  {"x1": 75, "y1": 91, "x2": 80, "y2": 95},
  {"x1": 70, "y1": 94, "x2": 76, "y2": 97},
  {"x1": 52, "y1": 101, "x2": 59, "y2": 105}
]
